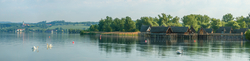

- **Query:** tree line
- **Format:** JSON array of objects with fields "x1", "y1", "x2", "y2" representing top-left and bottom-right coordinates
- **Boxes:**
[
  {"x1": 89, "y1": 13, "x2": 250, "y2": 32},
  {"x1": 90, "y1": 16, "x2": 137, "y2": 32}
]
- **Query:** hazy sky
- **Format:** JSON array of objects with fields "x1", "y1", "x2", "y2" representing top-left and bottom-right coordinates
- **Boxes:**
[{"x1": 0, "y1": 0, "x2": 250, "y2": 23}]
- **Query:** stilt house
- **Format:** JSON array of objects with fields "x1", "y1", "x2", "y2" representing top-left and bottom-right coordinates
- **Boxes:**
[
  {"x1": 233, "y1": 28, "x2": 248, "y2": 34},
  {"x1": 171, "y1": 27, "x2": 190, "y2": 34},
  {"x1": 216, "y1": 27, "x2": 233, "y2": 33},
  {"x1": 150, "y1": 26, "x2": 172, "y2": 33},
  {"x1": 140, "y1": 25, "x2": 151, "y2": 33}
]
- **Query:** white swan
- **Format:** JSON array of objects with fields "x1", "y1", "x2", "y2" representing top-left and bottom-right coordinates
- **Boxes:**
[
  {"x1": 32, "y1": 46, "x2": 39, "y2": 49},
  {"x1": 47, "y1": 43, "x2": 53, "y2": 48},
  {"x1": 176, "y1": 50, "x2": 183, "y2": 54}
]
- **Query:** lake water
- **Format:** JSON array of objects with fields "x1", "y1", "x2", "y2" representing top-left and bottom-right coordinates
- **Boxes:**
[{"x1": 0, "y1": 32, "x2": 250, "y2": 61}]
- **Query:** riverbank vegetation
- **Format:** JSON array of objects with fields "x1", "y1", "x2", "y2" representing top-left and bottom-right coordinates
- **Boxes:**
[
  {"x1": 80, "y1": 30, "x2": 139, "y2": 36},
  {"x1": 245, "y1": 29, "x2": 250, "y2": 40},
  {"x1": 89, "y1": 13, "x2": 250, "y2": 33}
]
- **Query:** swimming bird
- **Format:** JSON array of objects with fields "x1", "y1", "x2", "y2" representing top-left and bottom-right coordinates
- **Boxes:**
[
  {"x1": 32, "y1": 46, "x2": 39, "y2": 49},
  {"x1": 176, "y1": 50, "x2": 183, "y2": 54},
  {"x1": 47, "y1": 43, "x2": 53, "y2": 47}
]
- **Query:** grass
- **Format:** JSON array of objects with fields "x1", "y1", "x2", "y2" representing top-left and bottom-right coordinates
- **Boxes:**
[
  {"x1": 81, "y1": 32, "x2": 139, "y2": 36},
  {"x1": 48, "y1": 24, "x2": 89, "y2": 29}
]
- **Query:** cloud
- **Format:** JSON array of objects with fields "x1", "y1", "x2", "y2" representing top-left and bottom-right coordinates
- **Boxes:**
[{"x1": 0, "y1": 0, "x2": 250, "y2": 23}]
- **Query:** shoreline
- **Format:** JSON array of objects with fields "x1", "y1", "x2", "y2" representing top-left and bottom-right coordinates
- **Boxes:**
[{"x1": 80, "y1": 32, "x2": 139, "y2": 36}]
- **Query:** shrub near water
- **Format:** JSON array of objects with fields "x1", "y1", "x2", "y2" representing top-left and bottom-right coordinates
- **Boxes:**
[
  {"x1": 80, "y1": 31, "x2": 96, "y2": 35},
  {"x1": 245, "y1": 29, "x2": 250, "y2": 40},
  {"x1": 80, "y1": 30, "x2": 85, "y2": 35}
]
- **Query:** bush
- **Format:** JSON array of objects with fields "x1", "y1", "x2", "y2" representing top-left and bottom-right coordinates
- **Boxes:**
[
  {"x1": 80, "y1": 31, "x2": 97, "y2": 35},
  {"x1": 245, "y1": 29, "x2": 250, "y2": 40},
  {"x1": 80, "y1": 30, "x2": 85, "y2": 35}
]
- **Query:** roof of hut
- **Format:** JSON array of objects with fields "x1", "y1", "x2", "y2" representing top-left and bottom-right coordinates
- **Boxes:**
[
  {"x1": 216, "y1": 27, "x2": 232, "y2": 33},
  {"x1": 198, "y1": 27, "x2": 206, "y2": 33},
  {"x1": 150, "y1": 26, "x2": 171, "y2": 33},
  {"x1": 190, "y1": 26, "x2": 196, "y2": 33},
  {"x1": 140, "y1": 25, "x2": 151, "y2": 32},
  {"x1": 171, "y1": 27, "x2": 189, "y2": 33},
  {"x1": 234, "y1": 28, "x2": 248, "y2": 33},
  {"x1": 233, "y1": 29, "x2": 239, "y2": 33},
  {"x1": 205, "y1": 29, "x2": 213, "y2": 33}
]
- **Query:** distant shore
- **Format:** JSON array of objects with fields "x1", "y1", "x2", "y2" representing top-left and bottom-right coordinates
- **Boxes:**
[{"x1": 81, "y1": 32, "x2": 139, "y2": 36}]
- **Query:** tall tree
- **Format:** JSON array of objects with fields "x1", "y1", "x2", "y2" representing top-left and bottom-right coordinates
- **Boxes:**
[
  {"x1": 98, "y1": 19, "x2": 105, "y2": 31},
  {"x1": 124, "y1": 16, "x2": 136, "y2": 32},
  {"x1": 239, "y1": 21, "x2": 247, "y2": 28},
  {"x1": 222, "y1": 13, "x2": 234, "y2": 22},
  {"x1": 136, "y1": 19, "x2": 142, "y2": 30},
  {"x1": 170, "y1": 16, "x2": 182, "y2": 27},
  {"x1": 236, "y1": 16, "x2": 247, "y2": 28},
  {"x1": 136, "y1": 17, "x2": 159, "y2": 31},
  {"x1": 104, "y1": 16, "x2": 113, "y2": 32},
  {"x1": 118, "y1": 18, "x2": 125, "y2": 31},
  {"x1": 158, "y1": 13, "x2": 172, "y2": 26},
  {"x1": 210, "y1": 18, "x2": 221, "y2": 31},
  {"x1": 236, "y1": 16, "x2": 244, "y2": 23},
  {"x1": 195, "y1": 15, "x2": 210, "y2": 25},
  {"x1": 89, "y1": 24, "x2": 99, "y2": 31},
  {"x1": 182, "y1": 14, "x2": 199, "y2": 31},
  {"x1": 225, "y1": 21, "x2": 240, "y2": 29},
  {"x1": 111, "y1": 18, "x2": 121, "y2": 31},
  {"x1": 172, "y1": 16, "x2": 180, "y2": 23}
]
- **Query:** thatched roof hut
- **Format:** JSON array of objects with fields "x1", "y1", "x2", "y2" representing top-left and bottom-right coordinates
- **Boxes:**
[
  {"x1": 171, "y1": 27, "x2": 189, "y2": 33},
  {"x1": 150, "y1": 26, "x2": 172, "y2": 33},
  {"x1": 198, "y1": 27, "x2": 206, "y2": 34},
  {"x1": 190, "y1": 26, "x2": 196, "y2": 33},
  {"x1": 233, "y1": 28, "x2": 248, "y2": 34},
  {"x1": 140, "y1": 25, "x2": 151, "y2": 32},
  {"x1": 216, "y1": 27, "x2": 233, "y2": 33},
  {"x1": 205, "y1": 29, "x2": 213, "y2": 33}
]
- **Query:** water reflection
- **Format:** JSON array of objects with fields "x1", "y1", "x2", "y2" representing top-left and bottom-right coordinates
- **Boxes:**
[
  {"x1": 47, "y1": 44, "x2": 52, "y2": 50},
  {"x1": 32, "y1": 49, "x2": 39, "y2": 52},
  {"x1": 97, "y1": 36, "x2": 249, "y2": 59},
  {"x1": 1, "y1": 32, "x2": 250, "y2": 61},
  {"x1": 98, "y1": 36, "x2": 137, "y2": 53}
]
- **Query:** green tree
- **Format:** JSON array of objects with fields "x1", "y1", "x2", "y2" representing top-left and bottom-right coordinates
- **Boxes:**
[
  {"x1": 136, "y1": 19, "x2": 143, "y2": 30},
  {"x1": 98, "y1": 19, "x2": 105, "y2": 31},
  {"x1": 236, "y1": 16, "x2": 244, "y2": 23},
  {"x1": 195, "y1": 15, "x2": 210, "y2": 25},
  {"x1": 239, "y1": 21, "x2": 247, "y2": 28},
  {"x1": 245, "y1": 29, "x2": 250, "y2": 40},
  {"x1": 200, "y1": 23, "x2": 211, "y2": 28},
  {"x1": 153, "y1": 17, "x2": 159, "y2": 22},
  {"x1": 172, "y1": 16, "x2": 180, "y2": 23},
  {"x1": 225, "y1": 21, "x2": 240, "y2": 29},
  {"x1": 158, "y1": 13, "x2": 172, "y2": 26},
  {"x1": 118, "y1": 18, "x2": 125, "y2": 31},
  {"x1": 135, "y1": 17, "x2": 159, "y2": 30},
  {"x1": 210, "y1": 18, "x2": 221, "y2": 31},
  {"x1": 236, "y1": 16, "x2": 247, "y2": 28},
  {"x1": 89, "y1": 24, "x2": 99, "y2": 31},
  {"x1": 182, "y1": 14, "x2": 199, "y2": 31},
  {"x1": 104, "y1": 16, "x2": 113, "y2": 32},
  {"x1": 222, "y1": 13, "x2": 234, "y2": 22},
  {"x1": 169, "y1": 16, "x2": 182, "y2": 27},
  {"x1": 124, "y1": 16, "x2": 136, "y2": 32},
  {"x1": 221, "y1": 21, "x2": 226, "y2": 27},
  {"x1": 111, "y1": 18, "x2": 121, "y2": 31}
]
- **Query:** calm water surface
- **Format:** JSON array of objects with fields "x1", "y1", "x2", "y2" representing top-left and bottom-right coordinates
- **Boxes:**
[{"x1": 0, "y1": 32, "x2": 250, "y2": 61}]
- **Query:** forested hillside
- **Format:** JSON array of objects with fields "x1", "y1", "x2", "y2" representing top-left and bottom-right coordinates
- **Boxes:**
[{"x1": 0, "y1": 20, "x2": 98, "y2": 32}]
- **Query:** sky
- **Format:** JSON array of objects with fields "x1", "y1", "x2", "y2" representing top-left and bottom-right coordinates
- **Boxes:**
[{"x1": 0, "y1": 0, "x2": 250, "y2": 23}]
